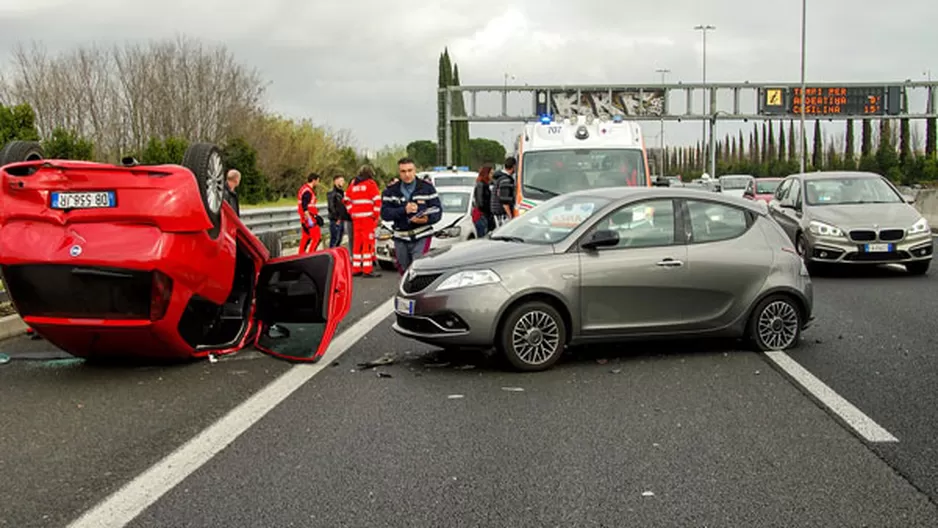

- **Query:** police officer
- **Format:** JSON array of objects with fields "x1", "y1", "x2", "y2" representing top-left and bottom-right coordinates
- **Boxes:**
[
  {"x1": 297, "y1": 173, "x2": 323, "y2": 253},
  {"x1": 380, "y1": 157, "x2": 442, "y2": 274}
]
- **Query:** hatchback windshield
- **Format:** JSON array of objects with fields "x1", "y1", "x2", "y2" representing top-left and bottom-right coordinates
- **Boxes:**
[
  {"x1": 490, "y1": 194, "x2": 612, "y2": 244},
  {"x1": 438, "y1": 191, "x2": 470, "y2": 213},
  {"x1": 720, "y1": 176, "x2": 752, "y2": 190},
  {"x1": 805, "y1": 177, "x2": 903, "y2": 206},
  {"x1": 756, "y1": 179, "x2": 781, "y2": 194},
  {"x1": 520, "y1": 149, "x2": 646, "y2": 200}
]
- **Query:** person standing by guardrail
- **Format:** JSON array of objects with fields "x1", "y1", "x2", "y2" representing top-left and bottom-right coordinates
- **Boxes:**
[
  {"x1": 297, "y1": 173, "x2": 324, "y2": 253},
  {"x1": 327, "y1": 175, "x2": 351, "y2": 250},
  {"x1": 225, "y1": 169, "x2": 241, "y2": 216},
  {"x1": 344, "y1": 165, "x2": 382, "y2": 277},
  {"x1": 380, "y1": 157, "x2": 442, "y2": 274}
]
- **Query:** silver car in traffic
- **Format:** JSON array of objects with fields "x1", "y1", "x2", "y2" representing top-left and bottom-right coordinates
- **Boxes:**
[
  {"x1": 392, "y1": 187, "x2": 815, "y2": 371},
  {"x1": 768, "y1": 171, "x2": 933, "y2": 274}
]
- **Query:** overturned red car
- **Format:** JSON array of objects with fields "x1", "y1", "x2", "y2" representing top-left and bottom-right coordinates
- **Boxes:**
[{"x1": 0, "y1": 140, "x2": 352, "y2": 362}]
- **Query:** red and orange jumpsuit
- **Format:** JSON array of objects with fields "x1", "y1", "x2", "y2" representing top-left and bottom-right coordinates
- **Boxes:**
[
  {"x1": 297, "y1": 182, "x2": 321, "y2": 253},
  {"x1": 343, "y1": 176, "x2": 381, "y2": 274}
]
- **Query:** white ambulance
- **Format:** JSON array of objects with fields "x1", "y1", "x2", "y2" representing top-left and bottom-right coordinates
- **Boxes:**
[{"x1": 511, "y1": 114, "x2": 652, "y2": 216}]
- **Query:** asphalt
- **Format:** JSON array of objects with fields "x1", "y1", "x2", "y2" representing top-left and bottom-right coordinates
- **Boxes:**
[
  {"x1": 5, "y1": 261, "x2": 938, "y2": 527},
  {"x1": 0, "y1": 269, "x2": 400, "y2": 528}
]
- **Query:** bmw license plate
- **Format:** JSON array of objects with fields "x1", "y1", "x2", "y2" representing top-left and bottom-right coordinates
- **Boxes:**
[
  {"x1": 863, "y1": 243, "x2": 894, "y2": 252},
  {"x1": 51, "y1": 191, "x2": 116, "y2": 209},
  {"x1": 395, "y1": 297, "x2": 415, "y2": 315}
]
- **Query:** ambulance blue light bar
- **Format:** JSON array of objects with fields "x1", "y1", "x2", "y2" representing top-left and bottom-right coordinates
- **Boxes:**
[
  {"x1": 539, "y1": 114, "x2": 552, "y2": 124},
  {"x1": 431, "y1": 166, "x2": 470, "y2": 172}
]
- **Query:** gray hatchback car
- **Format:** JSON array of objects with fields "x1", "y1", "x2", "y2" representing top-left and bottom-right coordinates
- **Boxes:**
[
  {"x1": 768, "y1": 171, "x2": 933, "y2": 274},
  {"x1": 391, "y1": 188, "x2": 814, "y2": 371}
]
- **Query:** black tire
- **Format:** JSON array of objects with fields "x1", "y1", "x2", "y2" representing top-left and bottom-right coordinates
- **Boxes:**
[
  {"x1": 259, "y1": 232, "x2": 282, "y2": 258},
  {"x1": 795, "y1": 232, "x2": 822, "y2": 274},
  {"x1": 378, "y1": 260, "x2": 396, "y2": 271},
  {"x1": 497, "y1": 300, "x2": 567, "y2": 372},
  {"x1": 906, "y1": 260, "x2": 930, "y2": 276},
  {"x1": 747, "y1": 294, "x2": 803, "y2": 352},
  {"x1": 0, "y1": 140, "x2": 44, "y2": 165},
  {"x1": 181, "y1": 143, "x2": 225, "y2": 239}
]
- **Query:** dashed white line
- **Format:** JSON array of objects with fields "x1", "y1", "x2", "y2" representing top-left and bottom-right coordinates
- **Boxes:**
[
  {"x1": 763, "y1": 351, "x2": 898, "y2": 443},
  {"x1": 66, "y1": 297, "x2": 394, "y2": 528}
]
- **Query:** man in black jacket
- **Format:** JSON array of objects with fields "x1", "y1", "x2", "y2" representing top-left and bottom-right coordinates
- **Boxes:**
[
  {"x1": 225, "y1": 169, "x2": 241, "y2": 217},
  {"x1": 490, "y1": 156, "x2": 517, "y2": 227},
  {"x1": 327, "y1": 175, "x2": 351, "y2": 249}
]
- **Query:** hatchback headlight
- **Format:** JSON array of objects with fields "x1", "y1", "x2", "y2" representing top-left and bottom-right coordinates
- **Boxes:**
[
  {"x1": 436, "y1": 269, "x2": 500, "y2": 291},
  {"x1": 808, "y1": 220, "x2": 843, "y2": 237},
  {"x1": 909, "y1": 217, "x2": 930, "y2": 235},
  {"x1": 436, "y1": 226, "x2": 461, "y2": 238}
]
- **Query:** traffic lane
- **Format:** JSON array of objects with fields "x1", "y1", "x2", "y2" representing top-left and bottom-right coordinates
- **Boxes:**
[
  {"x1": 0, "y1": 272, "x2": 398, "y2": 528},
  {"x1": 129, "y1": 323, "x2": 938, "y2": 528},
  {"x1": 786, "y1": 263, "x2": 938, "y2": 502}
]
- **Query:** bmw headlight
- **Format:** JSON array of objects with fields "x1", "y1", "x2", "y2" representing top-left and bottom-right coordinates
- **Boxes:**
[
  {"x1": 436, "y1": 226, "x2": 461, "y2": 238},
  {"x1": 436, "y1": 269, "x2": 501, "y2": 291},
  {"x1": 808, "y1": 220, "x2": 843, "y2": 238},
  {"x1": 909, "y1": 217, "x2": 930, "y2": 235}
]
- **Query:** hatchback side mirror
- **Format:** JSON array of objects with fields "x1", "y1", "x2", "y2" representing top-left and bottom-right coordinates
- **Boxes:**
[{"x1": 581, "y1": 229, "x2": 619, "y2": 250}]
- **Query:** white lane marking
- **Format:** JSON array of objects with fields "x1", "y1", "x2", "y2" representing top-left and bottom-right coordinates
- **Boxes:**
[
  {"x1": 67, "y1": 297, "x2": 394, "y2": 528},
  {"x1": 763, "y1": 351, "x2": 898, "y2": 443}
]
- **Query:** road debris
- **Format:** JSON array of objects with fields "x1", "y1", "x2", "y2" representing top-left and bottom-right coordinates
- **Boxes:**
[
  {"x1": 642, "y1": 491, "x2": 655, "y2": 497},
  {"x1": 376, "y1": 371, "x2": 392, "y2": 378},
  {"x1": 596, "y1": 359, "x2": 608, "y2": 365},
  {"x1": 447, "y1": 394, "x2": 465, "y2": 399},
  {"x1": 610, "y1": 369, "x2": 622, "y2": 374},
  {"x1": 0, "y1": 353, "x2": 10, "y2": 365},
  {"x1": 208, "y1": 354, "x2": 218, "y2": 364},
  {"x1": 455, "y1": 364, "x2": 476, "y2": 370},
  {"x1": 501, "y1": 387, "x2": 524, "y2": 392},
  {"x1": 424, "y1": 362, "x2": 451, "y2": 368},
  {"x1": 358, "y1": 353, "x2": 395, "y2": 370}
]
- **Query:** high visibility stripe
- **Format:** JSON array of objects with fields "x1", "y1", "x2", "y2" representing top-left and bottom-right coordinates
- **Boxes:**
[
  {"x1": 351, "y1": 199, "x2": 373, "y2": 204},
  {"x1": 411, "y1": 193, "x2": 437, "y2": 200}
]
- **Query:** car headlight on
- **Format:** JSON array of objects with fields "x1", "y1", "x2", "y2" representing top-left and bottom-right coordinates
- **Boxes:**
[
  {"x1": 436, "y1": 226, "x2": 461, "y2": 238},
  {"x1": 808, "y1": 220, "x2": 843, "y2": 238},
  {"x1": 909, "y1": 217, "x2": 930, "y2": 235},
  {"x1": 436, "y1": 269, "x2": 501, "y2": 291}
]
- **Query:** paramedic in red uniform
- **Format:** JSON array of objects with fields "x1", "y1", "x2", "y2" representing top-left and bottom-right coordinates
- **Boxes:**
[
  {"x1": 297, "y1": 173, "x2": 323, "y2": 253},
  {"x1": 343, "y1": 165, "x2": 382, "y2": 277}
]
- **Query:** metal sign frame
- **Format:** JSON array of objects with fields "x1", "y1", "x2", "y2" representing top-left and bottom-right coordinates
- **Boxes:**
[{"x1": 439, "y1": 81, "x2": 938, "y2": 164}]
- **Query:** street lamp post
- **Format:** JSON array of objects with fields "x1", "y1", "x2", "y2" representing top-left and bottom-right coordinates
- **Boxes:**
[
  {"x1": 799, "y1": 0, "x2": 807, "y2": 173},
  {"x1": 695, "y1": 24, "x2": 715, "y2": 174},
  {"x1": 655, "y1": 68, "x2": 671, "y2": 176}
]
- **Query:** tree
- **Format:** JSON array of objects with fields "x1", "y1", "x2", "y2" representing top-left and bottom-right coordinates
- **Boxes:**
[
  {"x1": 778, "y1": 121, "x2": 787, "y2": 162},
  {"x1": 5, "y1": 37, "x2": 266, "y2": 160},
  {"x1": 899, "y1": 116, "x2": 911, "y2": 169},
  {"x1": 450, "y1": 63, "x2": 471, "y2": 166},
  {"x1": 788, "y1": 120, "x2": 796, "y2": 162},
  {"x1": 767, "y1": 122, "x2": 776, "y2": 161},
  {"x1": 137, "y1": 136, "x2": 189, "y2": 165},
  {"x1": 407, "y1": 140, "x2": 437, "y2": 169},
  {"x1": 926, "y1": 118, "x2": 936, "y2": 158},
  {"x1": 877, "y1": 119, "x2": 901, "y2": 181},
  {"x1": 436, "y1": 49, "x2": 453, "y2": 165},
  {"x1": 0, "y1": 102, "x2": 40, "y2": 144},
  {"x1": 812, "y1": 120, "x2": 822, "y2": 169},
  {"x1": 861, "y1": 119, "x2": 873, "y2": 156},
  {"x1": 42, "y1": 128, "x2": 95, "y2": 160},
  {"x1": 222, "y1": 137, "x2": 268, "y2": 204},
  {"x1": 469, "y1": 138, "x2": 505, "y2": 168},
  {"x1": 844, "y1": 119, "x2": 856, "y2": 169}
]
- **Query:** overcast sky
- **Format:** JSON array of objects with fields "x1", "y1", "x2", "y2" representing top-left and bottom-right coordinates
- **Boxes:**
[{"x1": 1, "y1": 0, "x2": 936, "y2": 155}]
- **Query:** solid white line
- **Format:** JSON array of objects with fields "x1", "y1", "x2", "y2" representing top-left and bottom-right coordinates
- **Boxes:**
[
  {"x1": 67, "y1": 297, "x2": 394, "y2": 528},
  {"x1": 763, "y1": 351, "x2": 898, "y2": 443}
]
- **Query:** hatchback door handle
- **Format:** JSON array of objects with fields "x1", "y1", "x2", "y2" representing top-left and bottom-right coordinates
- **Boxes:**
[{"x1": 656, "y1": 258, "x2": 683, "y2": 267}]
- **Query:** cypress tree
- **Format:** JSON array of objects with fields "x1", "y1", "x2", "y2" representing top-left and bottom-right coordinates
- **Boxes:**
[
  {"x1": 844, "y1": 119, "x2": 856, "y2": 169},
  {"x1": 788, "y1": 120, "x2": 796, "y2": 162},
  {"x1": 768, "y1": 122, "x2": 777, "y2": 161},
  {"x1": 778, "y1": 121, "x2": 787, "y2": 163},
  {"x1": 812, "y1": 120, "x2": 822, "y2": 169},
  {"x1": 451, "y1": 63, "x2": 471, "y2": 166},
  {"x1": 861, "y1": 119, "x2": 872, "y2": 156}
]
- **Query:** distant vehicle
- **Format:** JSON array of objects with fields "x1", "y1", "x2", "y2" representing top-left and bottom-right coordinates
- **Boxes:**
[
  {"x1": 392, "y1": 186, "x2": 814, "y2": 371},
  {"x1": 0, "y1": 140, "x2": 352, "y2": 363},
  {"x1": 512, "y1": 114, "x2": 651, "y2": 216},
  {"x1": 768, "y1": 171, "x2": 932, "y2": 274},
  {"x1": 743, "y1": 177, "x2": 783, "y2": 203},
  {"x1": 375, "y1": 185, "x2": 478, "y2": 271},
  {"x1": 421, "y1": 167, "x2": 478, "y2": 188},
  {"x1": 719, "y1": 174, "x2": 755, "y2": 198}
]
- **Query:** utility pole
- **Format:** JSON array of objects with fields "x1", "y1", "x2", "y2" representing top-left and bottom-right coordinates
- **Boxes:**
[
  {"x1": 799, "y1": 0, "x2": 807, "y2": 173},
  {"x1": 695, "y1": 25, "x2": 716, "y2": 174},
  {"x1": 655, "y1": 68, "x2": 671, "y2": 176}
]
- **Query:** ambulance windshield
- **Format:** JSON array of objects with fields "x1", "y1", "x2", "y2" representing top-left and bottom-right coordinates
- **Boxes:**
[{"x1": 521, "y1": 148, "x2": 646, "y2": 200}]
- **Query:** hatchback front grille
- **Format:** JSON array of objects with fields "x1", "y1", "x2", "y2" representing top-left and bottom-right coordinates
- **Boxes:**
[
  {"x1": 402, "y1": 273, "x2": 442, "y2": 294},
  {"x1": 878, "y1": 229, "x2": 905, "y2": 241},
  {"x1": 850, "y1": 230, "x2": 876, "y2": 242}
]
